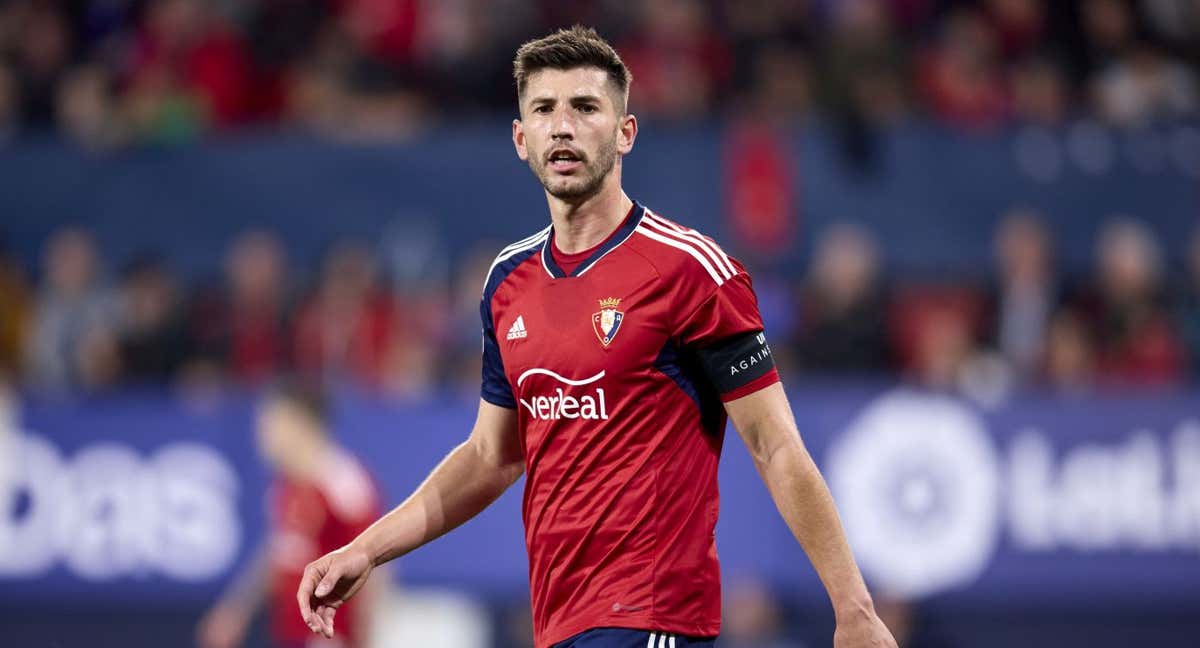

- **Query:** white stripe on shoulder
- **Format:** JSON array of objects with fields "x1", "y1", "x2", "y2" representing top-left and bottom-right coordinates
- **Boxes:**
[
  {"x1": 498, "y1": 225, "x2": 552, "y2": 257},
  {"x1": 641, "y1": 213, "x2": 733, "y2": 279},
  {"x1": 645, "y1": 210, "x2": 737, "y2": 278},
  {"x1": 647, "y1": 633, "x2": 656, "y2": 648},
  {"x1": 635, "y1": 225, "x2": 725, "y2": 285},
  {"x1": 483, "y1": 227, "x2": 550, "y2": 290}
]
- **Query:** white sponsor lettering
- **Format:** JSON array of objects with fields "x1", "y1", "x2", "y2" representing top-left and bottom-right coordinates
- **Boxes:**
[
  {"x1": 729, "y1": 345, "x2": 772, "y2": 375},
  {"x1": 1008, "y1": 422, "x2": 1200, "y2": 552},
  {"x1": 520, "y1": 387, "x2": 608, "y2": 421},
  {"x1": 0, "y1": 428, "x2": 241, "y2": 582},
  {"x1": 516, "y1": 369, "x2": 610, "y2": 421}
]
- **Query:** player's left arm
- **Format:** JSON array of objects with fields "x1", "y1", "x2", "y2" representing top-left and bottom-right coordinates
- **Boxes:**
[{"x1": 725, "y1": 383, "x2": 898, "y2": 648}]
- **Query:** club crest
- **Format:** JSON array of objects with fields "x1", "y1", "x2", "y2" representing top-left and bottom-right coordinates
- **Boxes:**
[{"x1": 592, "y1": 297, "x2": 624, "y2": 347}]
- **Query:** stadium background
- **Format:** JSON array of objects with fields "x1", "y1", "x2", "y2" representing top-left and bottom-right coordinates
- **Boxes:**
[{"x1": 1, "y1": 0, "x2": 1199, "y2": 646}]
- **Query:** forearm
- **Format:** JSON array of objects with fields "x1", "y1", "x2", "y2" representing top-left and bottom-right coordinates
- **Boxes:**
[
  {"x1": 353, "y1": 439, "x2": 523, "y2": 566},
  {"x1": 217, "y1": 543, "x2": 270, "y2": 610},
  {"x1": 754, "y1": 432, "x2": 874, "y2": 620}
]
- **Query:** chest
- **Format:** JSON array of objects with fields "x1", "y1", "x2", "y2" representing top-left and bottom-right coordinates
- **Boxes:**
[{"x1": 494, "y1": 258, "x2": 674, "y2": 387}]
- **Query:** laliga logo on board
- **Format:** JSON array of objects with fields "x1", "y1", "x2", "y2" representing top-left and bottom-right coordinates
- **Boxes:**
[
  {"x1": 592, "y1": 297, "x2": 624, "y2": 347},
  {"x1": 827, "y1": 391, "x2": 1001, "y2": 598},
  {"x1": 825, "y1": 390, "x2": 1200, "y2": 598}
]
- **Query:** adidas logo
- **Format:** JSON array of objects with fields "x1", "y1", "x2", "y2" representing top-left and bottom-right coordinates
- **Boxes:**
[{"x1": 506, "y1": 315, "x2": 528, "y2": 340}]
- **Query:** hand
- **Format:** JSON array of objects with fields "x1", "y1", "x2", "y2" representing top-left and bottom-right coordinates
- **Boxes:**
[
  {"x1": 296, "y1": 544, "x2": 374, "y2": 640},
  {"x1": 196, "y1": 602, "x2": 250, "y2": 648},
  {"x1": 833, "y1": 609, "x2": 899, "y2": 648}
]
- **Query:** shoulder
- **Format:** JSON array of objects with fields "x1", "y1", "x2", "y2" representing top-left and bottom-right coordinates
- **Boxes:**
[
  {"x1": 317, "y1": 450, "x2": 378, "y2": 523},
  {"x1": 629, "y1": 207, "x2": 745, "y2": 289},
  {"x1": 482, "y1": 225, "x2": 552, "y2": 297}
]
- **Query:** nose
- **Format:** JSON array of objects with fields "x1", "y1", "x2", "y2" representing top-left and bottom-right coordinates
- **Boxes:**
[{"x1": 551, "y1": 108, "x2": 575, "y2": 141}]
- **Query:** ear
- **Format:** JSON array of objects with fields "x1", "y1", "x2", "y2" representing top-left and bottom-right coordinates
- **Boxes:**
[
  {"x1": 617, "y1": 113, "x2": 638, "y2": 156},
  {"x1": 513, "y1": 119, "x2": 528, "y2": 161}
]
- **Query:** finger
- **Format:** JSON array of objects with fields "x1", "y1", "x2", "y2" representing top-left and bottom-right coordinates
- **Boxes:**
[
  {"x1": 296, "y1": 565, "x2": 322, "y2": 629},
  {"x1": 321, "y1": 607, "x2": 337, "y2": 638},
  {"x1": 312, "y1": 604, "x2": 331, "y2": 636},
  {"x1": 314, "y1": 563, "x2": 344, "y2": 598}
]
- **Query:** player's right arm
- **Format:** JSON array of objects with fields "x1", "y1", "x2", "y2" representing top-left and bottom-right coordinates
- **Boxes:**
[{"x1": 296, "y1": 399, "x2": 522, "y2": 639}]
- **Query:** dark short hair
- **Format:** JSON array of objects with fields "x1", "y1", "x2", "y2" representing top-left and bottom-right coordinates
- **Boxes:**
[
  {"x1": 513, "y1": 25, "x2": 632, "y2": 110},
  {"x1": 267, "y1": 377, "x2": 331, "y2": 429}
]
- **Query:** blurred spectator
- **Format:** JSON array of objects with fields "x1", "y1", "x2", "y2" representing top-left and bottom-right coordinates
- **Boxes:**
[
  {"x1": 1010, "y1": 54, "x2": 1070, "y2": 126},
  {"x1": 113, "y1": 255, "x2": 189, "y2": 384},
  {"x1": 0, "y1": 244, "x2": 29, "y2": 376},
  {"x1": 721, "y1": 575, "x2": 806, "y2": 648},
  {"x1": 824, "y1": 0, "x2": 910, "y2": 128},
  {"x1": 0, "y1": 0, "x2": 1190, "y2": 142},
  {"x1": 125, "y1": 0, "x2": 251, "y2": 141},
  {"x1": 794, "y1": 223, "x2": 891, "y2": 375},
  {"x1": 984, "y1": 209, "x2": 1059, "y2": 380},
  {"x1": 10, "y1": 2, "x2": 73, "y2": 131},
  {"x1": 618, "y1": 0, "x2": 732, "y2": 120},
  {"x1": 890, "y1": 282, "x2": 986, "y2": 391},
  {"x1": 1076, "y1": 0, "x2": 1138, "y2": 75},
  {"x1": 24, "y1": 227, "x2": 119, "y2": 391},
  {"x1": 1141, "y1": 0, "x2": 1200, "y2": 62},
  {"x1": 1094, "y1": 44, "x2": 1198, "y2": 125},
  {"x1": 1174, "y1": 225, "x2": 1200, "y2": 376},
  {"x1": 1043, "y1": 308, "x2": 1097, "y2": 392},
  {"x1": 189, "y1": 230, "x2": 292, "y2": 384},
  {"x1": 1072, "y1": 218, "x2": 1186, "y2": 386},
  {"x1": 917, "y1": 7, "x2": 1008, "y2": 131},
  {"x1": 56, "y1": 63, "x2": 122, "y2": 148},
  {"x1": 0, "y1": 63, "x2": 18, "y2": 141},
  {"x1": 984, "y1": 0, "x2": 1046, "y2": 62},
  {"x1": 377, "y1": 220, "x2": 450, "y2": 398},
  {"x1": 293, "y1": 239, "x2": 395, "y2": 386},
  {"x1": 243, "y1": 0, "x2": 333, "y2": 120}
]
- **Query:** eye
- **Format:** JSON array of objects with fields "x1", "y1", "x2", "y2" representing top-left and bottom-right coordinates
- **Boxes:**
[
  {"x1": 533, "y1": 105, "x2": 552, "y2": 114},
  {"x1": 577, "y1": 104, "x2": 597, "y2": 114}
]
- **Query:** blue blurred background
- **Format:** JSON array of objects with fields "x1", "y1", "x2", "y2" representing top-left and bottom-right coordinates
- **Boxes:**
[{"x1": 1, "y1": 1, "x2": 1199, "y2": 647}]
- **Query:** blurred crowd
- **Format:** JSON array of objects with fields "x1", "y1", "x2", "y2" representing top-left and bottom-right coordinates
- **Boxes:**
[
  {"x1": 0, "y1": 0, "x2": 1198, "y2": 147},
  {"x1": 2, "y1": 208, "x2": 1199, "y2": 400}
]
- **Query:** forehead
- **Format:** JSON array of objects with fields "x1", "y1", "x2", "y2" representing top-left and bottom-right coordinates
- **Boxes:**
[{"x1": 522, "y1": 66, "x2": 617, "y2": 102}]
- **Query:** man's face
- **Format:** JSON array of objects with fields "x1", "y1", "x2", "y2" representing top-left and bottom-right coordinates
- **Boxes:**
[
  {"x1": 513, "y1": 67, "x2": 634, "y2": 201},
  {"x1": 255, "y1": 400, "x2": 313, "y2": 474}
]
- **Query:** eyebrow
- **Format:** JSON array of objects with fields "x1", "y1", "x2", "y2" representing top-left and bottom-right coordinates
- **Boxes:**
[{"x1": 527, "y1": 93, "x2": 605, "y2": 107}]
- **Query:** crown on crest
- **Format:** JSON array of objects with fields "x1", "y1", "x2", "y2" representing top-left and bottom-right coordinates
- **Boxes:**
[{"x1": 598, "y1": 297, "x2": 621, "y2": 309}]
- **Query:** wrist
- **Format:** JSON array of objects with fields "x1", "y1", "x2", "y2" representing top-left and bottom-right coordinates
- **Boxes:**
[
  {"x1": 833, "y1": 593, "x2": 876, "y2": 624},
  {"x1": 350, "y1": 532, "x2": 387, "y2": 568}
]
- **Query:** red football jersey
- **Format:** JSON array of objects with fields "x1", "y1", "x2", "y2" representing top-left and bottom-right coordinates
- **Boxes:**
[
  {"x1": 267, "y1": 450, "x2": 380, "y2": 647},
  {"x1": 480, "y1": 202, "x2": 780, "y2": 647}
]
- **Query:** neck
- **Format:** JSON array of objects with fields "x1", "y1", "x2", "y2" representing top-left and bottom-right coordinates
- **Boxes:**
[
  {"x1": 289, "y1": 438, "x2": 334, "y2": 482},
  {"x1": 547, "y1": 169, "x2": 633, "y2": 254}
]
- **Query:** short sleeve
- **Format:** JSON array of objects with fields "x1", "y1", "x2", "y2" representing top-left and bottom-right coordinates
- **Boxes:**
[
  {"x1": 676, "y1": 272, "x2": 780, "y2": 401},
  {"x1": 480, "y1": 297, "x2": 516, "y2": 408},
  {"x1": 677, "y1": 273, "x2": 765, "y2": 348}
]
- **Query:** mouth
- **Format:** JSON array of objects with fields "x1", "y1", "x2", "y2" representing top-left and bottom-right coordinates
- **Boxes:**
[{"x1": 547, "y1": 148, "x2": 584, "y2": 173}]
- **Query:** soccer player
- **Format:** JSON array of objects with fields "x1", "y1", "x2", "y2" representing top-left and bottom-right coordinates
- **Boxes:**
[
  {"x1": 296, "y1": 26, "x2": 898, "y2": 648},
  {"x1": 198, "y1": 382, "x2": 381, "y2": 648}
]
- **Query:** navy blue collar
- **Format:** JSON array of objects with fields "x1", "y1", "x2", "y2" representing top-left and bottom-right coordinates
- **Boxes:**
[{"x1": 541, "y1": 201, "x2": 646, "y2": 278}]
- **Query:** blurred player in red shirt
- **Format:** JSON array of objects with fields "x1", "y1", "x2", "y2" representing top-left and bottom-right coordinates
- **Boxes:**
[
  {"x1": 198, "y1": 382, "x2": 381, "y2": 648},
  {"x1": 295, "y1": 26, "x2": 896, "y2": 648}
]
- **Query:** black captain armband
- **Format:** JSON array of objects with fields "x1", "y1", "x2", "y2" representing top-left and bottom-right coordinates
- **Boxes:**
[{"x1": 696, "y1": 330, "x2": 776, "y2": 393}]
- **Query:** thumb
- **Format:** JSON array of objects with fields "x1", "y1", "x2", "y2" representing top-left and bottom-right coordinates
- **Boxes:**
[{"x1": 314, "y1": 564, "x2": 342, "y2": 598}]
